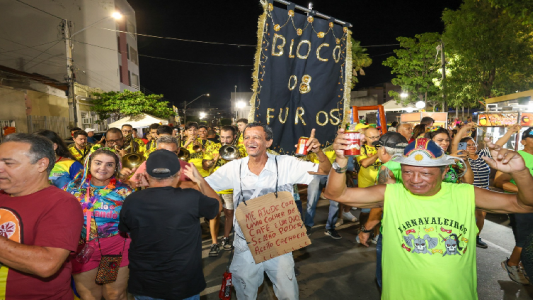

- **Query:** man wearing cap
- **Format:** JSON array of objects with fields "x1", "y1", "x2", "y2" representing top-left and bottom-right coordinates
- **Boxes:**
[
  {"x1": 204, "y1": 123, "x2": 331, "y2": 300},
  {"x1": 85, "y1": 128, "x2": 97, "y2": 144},
  {"x1": 119, "y1": 149, "x2": 221, "y2": 300},
  {"x1": 358, "y1": 132, "x2": 408, "y2": 288},
  {"x1": 494, "y1": 127, "x2": 533, "y2": 284},
  {"x1": 325, "y1": 129, "x2": 533, "y2": 299}
]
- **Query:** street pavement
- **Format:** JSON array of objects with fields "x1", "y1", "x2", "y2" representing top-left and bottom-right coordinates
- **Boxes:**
[{"x1": 198, "y1": 199, "x2": 533, "y2": 300}]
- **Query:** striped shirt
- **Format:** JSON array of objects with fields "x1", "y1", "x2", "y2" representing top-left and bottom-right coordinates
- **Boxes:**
[{"x1": 468, "y1": 148, "x2": 491, "y2": 189}]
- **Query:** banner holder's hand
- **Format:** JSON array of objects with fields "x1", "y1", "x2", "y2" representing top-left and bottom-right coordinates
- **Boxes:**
[{"x1": 306, "y1": 128, "x2": 321, "y2": 153}]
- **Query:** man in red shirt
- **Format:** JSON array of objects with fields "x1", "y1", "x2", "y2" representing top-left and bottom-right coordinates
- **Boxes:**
[{"x1": 0, "y1": 133, "x2": 83, "y2": 299}]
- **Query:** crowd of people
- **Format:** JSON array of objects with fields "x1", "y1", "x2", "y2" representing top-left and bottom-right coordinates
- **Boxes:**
[{"x1": 0, "y1": 115, "x2": 533, "y2": 300}]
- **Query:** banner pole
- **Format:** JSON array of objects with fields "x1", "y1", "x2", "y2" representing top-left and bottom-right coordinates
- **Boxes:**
[{"x1": 273, "y1": 0, "x2": 353, "y2": 27}]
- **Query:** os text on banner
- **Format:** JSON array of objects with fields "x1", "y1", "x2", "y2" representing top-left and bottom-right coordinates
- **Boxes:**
[{"x1": 249, "y1": 1, "x2": 352, "y2": 154}]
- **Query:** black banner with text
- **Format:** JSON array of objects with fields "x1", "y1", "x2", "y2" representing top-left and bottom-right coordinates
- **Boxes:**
[{"x1": 249, "y1": 1, "x2": 352, "y2": 154}]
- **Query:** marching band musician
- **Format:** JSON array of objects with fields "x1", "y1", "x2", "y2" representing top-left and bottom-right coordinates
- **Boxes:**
[
  {"x1": 205, "y1": 125, "x2": 247, "y2": 257},
  {"x1": 145, "y1": 123, "x2": 160, "y2": 155},
  {"x1": 143, "y1": 125, "x2": 174, "y2": 159},
  {"x1": 182, "y1": 123, "x2": 216, "y2": 178},
  {"x1": 90, "y1": 128, "x2": 137, "y2": 179},
  {"x1": 235, "y1": 118, "x2": 248, "y2": 147},
  {"x1": 68, "y1": 130, "x2": 92, "y2": 163},
  {"x1": 121, "y1": 124, "x2": 146, "y2": 156}
]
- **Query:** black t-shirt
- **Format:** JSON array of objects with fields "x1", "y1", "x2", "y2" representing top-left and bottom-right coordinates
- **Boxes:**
[{"x1": 119, "y1": 186, "x2": 219, "y2": 299}]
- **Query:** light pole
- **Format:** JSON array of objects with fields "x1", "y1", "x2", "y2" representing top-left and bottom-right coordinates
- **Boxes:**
[
  {"x1": 64, "y1": 12, "x2": 122, "y2": 127},
  {"x1": 236, "y1": 101, "x2": 246, "y2": 119},
  {"x1": 183, "y1": 93, "x2": 209, "y2": 124}
]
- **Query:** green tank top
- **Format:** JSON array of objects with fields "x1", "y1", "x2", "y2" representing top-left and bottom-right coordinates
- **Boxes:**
[
  {"x1": 382, "y1": 182, "x2": 478, "y2": 300},
  {"x1": 382, "y1": 161, "x2": 402, "y2": 183}
]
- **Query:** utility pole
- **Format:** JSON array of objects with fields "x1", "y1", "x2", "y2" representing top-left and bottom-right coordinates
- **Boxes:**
[
  {"x1": 63, "y1": 19, "x2": 77, "y2": 127},
  {"x1": 440, "y1": 40, "x2": 446, "y2": 114}
]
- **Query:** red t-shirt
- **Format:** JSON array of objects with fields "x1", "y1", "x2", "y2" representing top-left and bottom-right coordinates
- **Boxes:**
[{"x1": 0, "y1": 186, "x2": 83, "y2": 299}]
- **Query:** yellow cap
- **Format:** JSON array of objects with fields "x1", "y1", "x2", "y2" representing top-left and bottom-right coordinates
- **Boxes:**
[{"x1": 354, "y1": 123, "x2": 370, "y2": 131}]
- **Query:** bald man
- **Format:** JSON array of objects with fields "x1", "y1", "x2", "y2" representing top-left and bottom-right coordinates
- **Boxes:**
[{"x1": 397, "y1": 123, "x2": 413, "y2": 141}]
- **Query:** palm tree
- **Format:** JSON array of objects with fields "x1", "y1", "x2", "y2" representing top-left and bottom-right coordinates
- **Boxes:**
[{"x1": 351, "y1": 38, "x2": 372, "y2": 89}]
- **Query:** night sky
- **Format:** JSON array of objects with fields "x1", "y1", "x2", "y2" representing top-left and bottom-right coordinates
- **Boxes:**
[{"x1": 127, "y1": 0, "x2": 463, "y2": 110}]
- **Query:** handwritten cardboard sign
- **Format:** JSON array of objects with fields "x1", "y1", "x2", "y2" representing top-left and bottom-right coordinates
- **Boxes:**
[{"x1": 235, "y1": 191, "x2": 311, "y2": 263}]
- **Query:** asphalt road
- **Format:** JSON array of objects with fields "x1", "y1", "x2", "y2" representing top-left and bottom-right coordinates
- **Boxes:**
[{"x1": 198, "y1": 199, "x2": 533, "y2": 300}]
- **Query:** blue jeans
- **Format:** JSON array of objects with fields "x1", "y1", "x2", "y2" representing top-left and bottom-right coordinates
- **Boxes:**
[
  {"x1": 304, "y1": 175, "x2": 340, "y2": 230},
  {"x1": 134, "y1": 294, "x2": 199, "y2": 300},
  {"x1": 376, "y1": 233, "x2": 383, "y2": 288}
]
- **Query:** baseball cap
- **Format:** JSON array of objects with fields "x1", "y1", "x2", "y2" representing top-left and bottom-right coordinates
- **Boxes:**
[
  {"x1": 85, "y1": 128, "x2": 95, "y2": 132},
  {"x1": 372, "y1": 132, "x2": 408, "y2": 149},
  {"x1": 392, "y1": 138, "x2": 455, "y2": 167},
  {"x1": 522, "y1": 127, "x2": 533, "y2": 140},
  {"x1": 354, "y1": 123, "x2": 370, "y2": 131},
  {"x1": 146, "y1": 149, "x2": 181, "y2": 178}
]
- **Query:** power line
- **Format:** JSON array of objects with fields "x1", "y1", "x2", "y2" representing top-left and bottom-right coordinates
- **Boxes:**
[
  {"x1": 98, "y1": 28, "x2": 256, "y2": 47},
  {"x1": 13, "y1": 0, "x2": 63, "y2": 20},
  {"x1": 139, "y1": 54, "x2": 253, "y2": 67},
  {"x1": 0, "y1": 39, "x2": 63, "y2": 55},
  {"x1": 22, "y1": 40, "x2": 64, "y2": 69}
]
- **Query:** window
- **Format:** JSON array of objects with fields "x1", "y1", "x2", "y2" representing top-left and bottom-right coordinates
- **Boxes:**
[
  {"x1": 117, "y1": 36, "x2": 120, "y2": 47},
  {"x1": 126, "y1": 43, "x2": 130, "y2": 59},
  {"x1": 128, "y1": 71, "x2": 131, "y2": 86},
  {"x1": 130, "y1": 46, "x2": 138, "y2": 65},
  {"x1": 131, "y1": 73, "x2": 139, "y2": 89},
  {"x1": 127, "y1": 20, "x2": 136, "y2": 39},
  {"x1": 119, "y1": 66, "x2": 123, "y2": 83}
]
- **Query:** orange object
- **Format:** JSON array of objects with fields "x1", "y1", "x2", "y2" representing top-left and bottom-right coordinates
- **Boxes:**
[
  {"x1": 351, "y1": 105, "x2": 387, "y2": 134},
  {"x1": 2, "y1": 127, "x2": 15, "y2": 135}
]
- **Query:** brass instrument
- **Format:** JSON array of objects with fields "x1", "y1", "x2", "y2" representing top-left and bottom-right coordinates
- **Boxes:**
[
  {"x1": 121, "y1": 134, "x2": 145, "y2": 170},
  {"x1": 192, "y1": 139, "x2": 203, "y2": 153},
  {"x1": 219, "y1": 144, "x2": 240, "y2": 161}
]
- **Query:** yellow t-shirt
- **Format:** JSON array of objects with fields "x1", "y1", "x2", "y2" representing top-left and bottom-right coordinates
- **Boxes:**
[
  {"x1": 356, "y1": 145, "x2": 381, "y2": 188},
  {"x1": 307, "y1": 149, "x2": 336, "y2": 164},
  {"x1": 68, "y1": 144, "x2": 92, "y2": 163},
  {"x1": 184, "y1": 138, "x2": 214, "y2": 177}
]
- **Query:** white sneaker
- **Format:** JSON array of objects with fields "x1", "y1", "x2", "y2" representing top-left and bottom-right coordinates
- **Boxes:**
[
  {"x1": 335, "y1": 218, "x2": 344, "y2": 228},
  {"x1": 342, "y1": 211, "x2": 358, "y2": 222},
  {"x1": 351, "y1": 207, "x2": 358, "y2": 211},
  {"x1": 501, "y1": 258, "x2": 530, "y2": 284}
]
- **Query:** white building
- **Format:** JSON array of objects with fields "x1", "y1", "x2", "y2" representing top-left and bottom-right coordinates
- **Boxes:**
[{"x1": 0, "y1": 0, "x2": 140, "y2": 127}]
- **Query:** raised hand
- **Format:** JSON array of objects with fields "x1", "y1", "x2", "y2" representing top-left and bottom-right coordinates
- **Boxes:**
[
  {"x1": 184, "y1": 164, "x2": 203, "y2": 184},
  {"x1": 483, "y1": 137, "x2": 526, "y2": 174},
  {"x1": 305, "y1": 128, "x2": 321, "y2": 153},
  {"x1": 333, "y1": 128, "x2": 349, "y2": 161}
]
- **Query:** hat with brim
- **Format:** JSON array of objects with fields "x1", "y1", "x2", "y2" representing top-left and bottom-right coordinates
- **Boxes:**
[
  {"x1": 354, "y1": 123, "x2": 370, "y2": 131},
  {"x1": 392, "y1": 138, "x2": 456, "y2": 167}
]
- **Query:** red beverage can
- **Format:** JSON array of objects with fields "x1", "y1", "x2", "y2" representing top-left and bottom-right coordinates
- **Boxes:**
[
  {"x1": 295, "y1": 137, "x2": 309, "y2": 156},
  {"x1": 344, "y1": 130, "x2": 361, "y2": 156},
  {"x1": 219, "y1": 271, "x2": 232, "y2": 300}
]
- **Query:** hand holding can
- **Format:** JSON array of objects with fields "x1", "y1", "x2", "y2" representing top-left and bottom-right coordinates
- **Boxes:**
[{"x1": 344, "y1": 130, "x2": 361, "y2": 156}]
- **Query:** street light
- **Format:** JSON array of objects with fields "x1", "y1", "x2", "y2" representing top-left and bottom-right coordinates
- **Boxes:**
[
  {"x1": 416, "y1": 101, "x2": 426, "y2": 109},
  {"x1": 199, "y1": 112, "x2": 206, "y2": 119},
  {"x1": 236, "y1": 101, "x2": 246, "y2": 108},
  {"x1": 400, "y1": 92, "x2": 408, "y2": 99},
  {"x1": 183, "y1": 93, "x2": 209, "y2": 124}
]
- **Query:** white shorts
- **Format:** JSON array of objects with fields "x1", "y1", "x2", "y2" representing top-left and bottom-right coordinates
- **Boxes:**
[{"x1": 220, "y1": 193, "x2": 234, "y2": 210}]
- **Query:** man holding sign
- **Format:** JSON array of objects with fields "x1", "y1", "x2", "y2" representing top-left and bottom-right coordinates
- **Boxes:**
[{"x1": 205, "y1": 123, "x2": 331, "y2": 300}]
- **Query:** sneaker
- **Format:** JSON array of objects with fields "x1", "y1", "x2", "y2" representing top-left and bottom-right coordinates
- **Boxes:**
[
  {"x1": 305, "y1": 225, "x2": 312, "y2": 237},
  {"x1": 335, "y1": 218, "x2": 344, "y2": 228},
  {"x1": 476, "y1": 236, "x2": 488, "y2": 249},
  {"x1": 371, "y1": 234, "x2": 380, "y2": 244},
  {"x1": 325, "y1": 229, "x2": 342, "y2": 240},
  {"x1": 342, "y1": 211, "x2": 358, "y2": 222},
  {"x1": 319, "y1": 192, "x2": 327, "y2": 200},
  {"x1": 351, "y1": 207, "x2": 358, "y2": 211},
  {"x1": 221, "y1": 237, "x2": 233, "y2": 251},
  {"x1": 209, "y1": 244, "x2": 220, "y2": 257},
  {"x1": 501, "y1": 258, "x2": 530, "y2": 284}
]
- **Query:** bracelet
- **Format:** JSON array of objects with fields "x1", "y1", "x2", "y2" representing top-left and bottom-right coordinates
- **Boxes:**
[{"x1": 361, "y1": 224, "x2": 373, "y2": 233}]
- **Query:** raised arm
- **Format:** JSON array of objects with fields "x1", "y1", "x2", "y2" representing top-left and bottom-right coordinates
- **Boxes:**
[
  {"x1": 324, "y1": 129, "x2": 386, "y2": 208},
  {"x1": 495, "y1": 124, "x2": 521, "y2": 147},
  {"x1": 451, "y1": 123, "x2": 474, "y2": 151},
  {"x1": 476, "y1": 138, "x2": 533, "y2": 212},
  {"x1": 306, "y1": 128, "x2": 332, "y2": 175}
]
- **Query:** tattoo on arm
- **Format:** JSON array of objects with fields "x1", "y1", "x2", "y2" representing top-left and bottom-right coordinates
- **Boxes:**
[{"x1": 378, "y1": 167, "x2": 391, "y2": 185}]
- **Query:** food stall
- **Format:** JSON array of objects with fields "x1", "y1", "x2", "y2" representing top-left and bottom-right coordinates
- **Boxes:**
[
  {"x1": 477, "y1": 89, "x2": 533, "y2": 150},
  {"x1": 399, "y1": 112, "x2": 448, "y2": 128}
]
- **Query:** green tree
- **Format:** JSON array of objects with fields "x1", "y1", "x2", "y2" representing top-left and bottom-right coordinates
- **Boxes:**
[
  {"x1": 382, "y1": 32, "x2": 442, "y2": 108},
  {"x1": 351, "y1": 38, "x2": 372, "y2": 89},
  {"x1": 488, "y1": 0, "x2": 533, "y2": 24},
  {"x1": 91, "y1": 90, "x2": 175, "y2": 122},
  {"x1": 442, "y1": 0, "x2": 533, "y2": 106}
]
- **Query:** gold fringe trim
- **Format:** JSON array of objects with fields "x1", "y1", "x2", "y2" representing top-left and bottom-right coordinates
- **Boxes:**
[
  {"x1": 248, "y1": 1, "x2": 268, "y2": 122},
  {"x1": 342, "y1": 30, "x2": 353, "y2": 125}
]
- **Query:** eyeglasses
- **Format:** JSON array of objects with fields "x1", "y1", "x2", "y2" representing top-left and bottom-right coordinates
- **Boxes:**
[
  {"x1": 366, "y1": 136, "x2": 380, "y2": 140},
  {"x1": 106, "y1": 139, "x2": 122, "y2": 144}
]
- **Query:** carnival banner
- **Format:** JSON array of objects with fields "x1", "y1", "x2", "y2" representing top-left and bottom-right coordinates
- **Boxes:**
[{"x1": 249, "y1": 0, "x2": 352, "y2": 154}]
